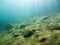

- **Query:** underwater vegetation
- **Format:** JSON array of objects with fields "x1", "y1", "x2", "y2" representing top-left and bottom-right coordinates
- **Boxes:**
[{"x1": 0, "y1": 13, "x2": 60, "y2": 45}]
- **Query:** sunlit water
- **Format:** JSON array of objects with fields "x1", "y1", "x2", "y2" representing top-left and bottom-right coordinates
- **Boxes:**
[{"x1": 0, "y1": 0, "x2": 60, "y2": 28}]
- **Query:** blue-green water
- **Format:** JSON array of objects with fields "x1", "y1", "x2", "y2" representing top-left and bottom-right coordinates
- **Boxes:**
[
  {"x1": 0, "y1": 0, "x2": 60, "y2": 26},
  {"x1": 0, "y1": 0, "x2": 60, "y2": 45}
]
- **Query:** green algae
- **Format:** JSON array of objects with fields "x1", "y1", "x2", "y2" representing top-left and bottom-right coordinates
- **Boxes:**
[{"x1": 0, "y1": 13, "x2": 60, "y2": 45}]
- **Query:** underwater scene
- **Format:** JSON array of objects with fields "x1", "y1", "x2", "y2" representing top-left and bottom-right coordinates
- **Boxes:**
[{"x1": 0, "y1": 0, "x2": 60, "y2": 45}]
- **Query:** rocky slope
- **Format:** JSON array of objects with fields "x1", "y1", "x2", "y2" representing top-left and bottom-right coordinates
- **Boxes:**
[{"x1": 0, "y1": 13, "x2": 60, "y2": 45}]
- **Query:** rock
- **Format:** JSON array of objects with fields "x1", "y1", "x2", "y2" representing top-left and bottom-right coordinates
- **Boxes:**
[
  {"x1": 20, "y1": 24, "x2": 26, "y2": 29},
  {"x1": 5, "y1": 23, "x2": 13, "y2": 30},
  {"x1": 39, "y1": 38, "x2": 46, "y2": 42},
  {"x1": 52, "y1": 26, "x2": 60, "y2": 30},
  {"x1": 48, "y1": 23, "x2": 60, "y2": 30},
  {"x1": 23, "y1": 30, "x2": 34, "y2": 38},
  {"x1": 6, "y1": 31, "x2": 12, "y2": 34},
  {"x1": 42, "y1": 16, "x2": 49, "y2": 20},
  {"x1": 32, "y1": 29, "x2": 36, "y2": 32},
  {"x1": 35, "y1": 34, "x2": 40, "y2": 37},
  {"x1": 13, "y1": 34, "x2": 19, "y2": 38}
]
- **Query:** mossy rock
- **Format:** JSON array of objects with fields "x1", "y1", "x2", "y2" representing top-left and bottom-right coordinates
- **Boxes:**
[
  {"x1": 20, "y1": 24, "x2": 26, "y2": 29},
  {"x1": 22, "y1": 30, "x2": 34, "y2": 38},
  {"x1": 47, "y1": 23, "x2": 60, "y2": 31},
  {"x1": 5, "y1": 23, "x2": 13, "y2": 30},
  {"x1": 13, "y1": 34, "x2": 20, "y2": 38}
]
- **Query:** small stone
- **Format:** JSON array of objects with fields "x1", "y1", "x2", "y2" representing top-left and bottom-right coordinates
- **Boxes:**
[
  {"x1": 39, "y1": 38, "x2": 46, "y2": 42},
  {"x1": 35, "y1": 34, "x2": 39, "y2": 37},
  {"x1": 20, "y1": 25, "x2": 26, "y2": 29},
  {"x1": 32, "y1": 29, "x2": 36, "y2": 32},
  {"x1": 13, "y1": 34, "x2": 19, "y2": 38}
]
